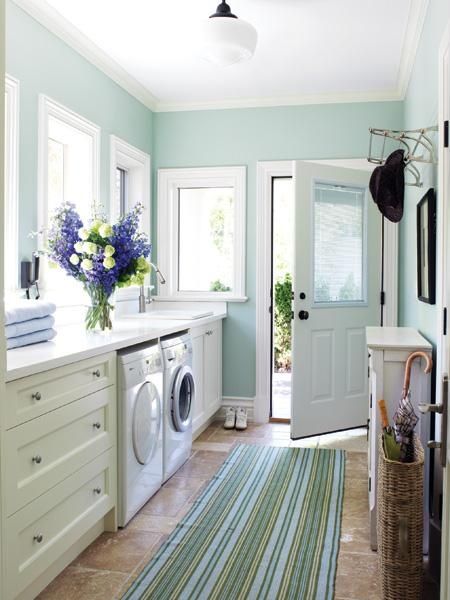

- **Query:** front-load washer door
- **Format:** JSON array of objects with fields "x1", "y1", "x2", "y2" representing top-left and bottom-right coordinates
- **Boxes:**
[
  {"x1": 171, "y1": 366, "x2": 195, "y2": 432},
  {"x1": 133, "y1": 381, "x2": 162, "y2": 465}
]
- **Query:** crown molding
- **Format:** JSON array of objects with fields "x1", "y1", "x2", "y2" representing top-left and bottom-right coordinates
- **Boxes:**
[
  {"x1": 397, "y1": 0, "x2": 430, "y2": 99},
  {"x1": 12, "y1": 0, "x2": 158, "y2": 111},
  {"x1": 153, "y1": 89, "x2": 403, "y2": 113},
  {"x1": 12, "y1": 0, "x2": 429, "y2": 114}
]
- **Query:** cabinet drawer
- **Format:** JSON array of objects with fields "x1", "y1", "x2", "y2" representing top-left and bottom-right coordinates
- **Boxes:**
[
  {"x1": 5, "y1": 386, "x2": 116, "y2": 516},
  {"x1": 5, "y1": 352, "x2": 116, "y2": 428},
  {"x1": 5, "y1": 449, "x2": 116, "y2": 600}
]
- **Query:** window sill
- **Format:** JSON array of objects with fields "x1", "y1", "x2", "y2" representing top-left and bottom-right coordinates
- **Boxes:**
[{"x1": 155, "y1": 295, "x2": 248, "y2": 303}]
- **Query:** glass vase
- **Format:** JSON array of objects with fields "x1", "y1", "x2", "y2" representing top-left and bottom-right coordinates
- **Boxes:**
[{"x1": 84, "y1": 287, "x2": 113, "y2": 331}]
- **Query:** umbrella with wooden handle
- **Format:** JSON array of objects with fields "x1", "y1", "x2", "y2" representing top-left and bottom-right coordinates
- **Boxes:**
[{"x1": 394, "y1": 351, "x2": 433, "y2": 462}]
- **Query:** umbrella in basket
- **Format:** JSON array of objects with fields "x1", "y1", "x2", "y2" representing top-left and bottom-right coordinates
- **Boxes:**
[{"x1": 393, "y1": 351, "x2": 433, "y2": 462}]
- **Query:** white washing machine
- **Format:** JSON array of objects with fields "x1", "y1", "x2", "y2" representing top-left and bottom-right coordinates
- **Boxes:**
[
  {"x1": 161, "y1": 331, "x2": 195, "y2": 482},
  {"x1": 118, "y1": 342, "x2": 163, "y2": 527}
]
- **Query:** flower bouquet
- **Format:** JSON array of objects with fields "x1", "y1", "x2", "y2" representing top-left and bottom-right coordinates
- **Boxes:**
[{"x1": 46, "y1": 202, "x2": 151, "y2": 330}]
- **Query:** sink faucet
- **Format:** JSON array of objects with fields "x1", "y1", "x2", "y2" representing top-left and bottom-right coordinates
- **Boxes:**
[{"x1": 139, "y1": 262, "x2": 166, "y2": 313}]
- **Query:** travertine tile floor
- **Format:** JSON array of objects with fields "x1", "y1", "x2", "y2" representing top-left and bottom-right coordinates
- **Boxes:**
[{"x1": 38, "y1": 422, "x2": 439, "y2": 600}]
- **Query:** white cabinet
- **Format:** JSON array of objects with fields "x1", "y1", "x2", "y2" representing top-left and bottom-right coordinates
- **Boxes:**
[
  {"x1": 366, "y1": 326, "x2": 432, "y2": 551},
  {"x1": 2, "y1": 353, "x2": 117, "y2": 600},
  {"x1": 190, "y1": 320, "x2": 223, "y2": 435}
]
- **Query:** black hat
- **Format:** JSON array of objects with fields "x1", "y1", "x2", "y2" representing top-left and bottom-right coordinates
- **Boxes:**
[{"x1": 369, "y1": 149, "x2": 405, "y2": 223}]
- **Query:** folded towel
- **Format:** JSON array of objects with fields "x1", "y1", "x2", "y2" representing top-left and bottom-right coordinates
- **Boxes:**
[
  {"x1": 5, "y1": 301, "x2": 56, "y2": 326},
  {"x1": 6, "y1": 328, "x2": 57, "y2": 350},
  {"x1": 5, "y1": 315, "x2": 55, "y2": 339}
]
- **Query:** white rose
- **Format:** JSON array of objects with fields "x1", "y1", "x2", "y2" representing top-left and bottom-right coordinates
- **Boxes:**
[
  {"x1": 81, "y1": 258, "x2": 93, "y2": 271},
  {"x1": 78, "y1": 228, "x2": 89, "y2": 241},
  {"x1": 69, "y1": 254, "x2": 80, "y2": 266},
  {"x1": 74, "y1": 241, "x2": 83, "y2": 253}
]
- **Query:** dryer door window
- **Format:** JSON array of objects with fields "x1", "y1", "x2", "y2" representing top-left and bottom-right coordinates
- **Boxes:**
[
  {"x1": 133, "y1": 381, "x2": 161, "y2": 465},
  {"x1": 171, "y1": 366, "x2": 195, "y2": 432}
]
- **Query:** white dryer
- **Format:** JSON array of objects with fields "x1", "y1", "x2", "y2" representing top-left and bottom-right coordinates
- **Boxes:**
[
  {"x1": 161, "y1": 332, "x2": 195, "y2": 482},
  {"x1": 118, "y1": 342, "x2": 163, "y2": 527}
]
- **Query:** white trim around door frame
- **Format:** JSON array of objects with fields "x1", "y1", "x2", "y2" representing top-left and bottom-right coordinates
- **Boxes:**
[
  {"x1": 437, "y1": 20, "x2": 450, "y2": 600},
  {"x1": 255, "y1": 159, "x2": 398, "y2": 424},
  {"x1": 255, "y1": 161, "x2": 293, "y2": 423}
]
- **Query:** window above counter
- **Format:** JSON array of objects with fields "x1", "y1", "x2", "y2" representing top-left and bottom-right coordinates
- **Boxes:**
[{"x1": 157, "y1": 166, "x2": 247, "y2": 302}]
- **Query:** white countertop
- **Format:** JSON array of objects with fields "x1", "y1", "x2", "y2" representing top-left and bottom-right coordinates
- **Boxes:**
[
  {"x1": 366, "y1": 326, "x2": 432, "y2": 351},
  {"x1": 6, "y1": 309, "x2": 227, "y2": 382}
]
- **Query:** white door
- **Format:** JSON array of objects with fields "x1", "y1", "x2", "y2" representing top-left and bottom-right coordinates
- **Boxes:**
[{"x1": 291, "y1": 161, "x2": 381, "y2": 439}]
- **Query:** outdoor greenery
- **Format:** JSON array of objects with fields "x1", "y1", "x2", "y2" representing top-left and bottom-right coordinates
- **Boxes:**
[
  {"x1": 274, "y1": 272, "x2": 292, "y2": 371},
  {"x1": 210, "y1": 279, "x2": 231, "y2": 292}
]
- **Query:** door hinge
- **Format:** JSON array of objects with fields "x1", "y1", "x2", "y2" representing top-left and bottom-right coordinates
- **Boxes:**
[
  {"x1": 291, "y1": 311, "x2": 294, "y2": 320},
  {"x1": 380, "y1": 290, "x2": 385, "y2": 305},
  {"x1": 368, "y1": 477, "x2": 371, "y2": 492},
  {"x1": 444, "y1": 307, "x2": 447, "y2": 336},
  {"x1": 368, "y1": 366, "x2": 370, "y2": 379},
  {"x1": 370, "y1": 393, "x2": 372, "y2": 409},
  {"x1": 445, "y1": 120, "x2": 449, "y2": 148}
]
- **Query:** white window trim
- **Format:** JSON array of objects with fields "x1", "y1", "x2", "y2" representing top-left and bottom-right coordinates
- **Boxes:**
[
  {"x1": 110, "y1": 135, "x2": 151, "y2": 301},
  {"x1": 157, "y1": 166, "x2": 247, "y2": 301},
  {"x1": 5, "y1": 74, "x2": 20, "y2": 293},
  {"x1": 37, "y1": 94, "x2": 100, "y2": 301}
]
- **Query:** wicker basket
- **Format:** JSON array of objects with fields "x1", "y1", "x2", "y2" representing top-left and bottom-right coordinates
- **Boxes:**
[{"x1": 377, "y1": 433, "x2": 424, "y2": 600}]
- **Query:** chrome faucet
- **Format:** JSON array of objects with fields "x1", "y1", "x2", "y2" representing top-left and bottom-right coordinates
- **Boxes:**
[{"x1": 139, "y1": 262, "x2": 166, "y2": 313}]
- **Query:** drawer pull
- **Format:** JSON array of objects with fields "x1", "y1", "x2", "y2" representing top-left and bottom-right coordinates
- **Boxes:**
[
  {"x1": 93, "y1": 487, "x2": 102, "y2": 495},
  {"x1": 32, "y1": 455, "x2": 42, "y2": 464},
  {"x1": 33, "y1": 534, "x2": 43, "y2": 543},
  {"x1": 206, "y1": 330, "x2": 213, "y2": 336},
  {"x1": 93, "y1": 422, "x2": 101, "y2": 430},
  {"x1": 31, "y1": 392, "x2": 42, "y2": 401},
  {"x1": 92, "y1": 369, "x2": 101, "y2": 378}
]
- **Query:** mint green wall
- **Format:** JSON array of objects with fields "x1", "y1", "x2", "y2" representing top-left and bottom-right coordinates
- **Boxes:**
[
  {"x1": 6, "y1": 1, "x2": 153, "y2": 259},
  {"x1": 154, "y1": 101, "x2": 403, "y2": 397},
  {"x1": 398, "y1": 0, "x2": 450, "y2": 343}
]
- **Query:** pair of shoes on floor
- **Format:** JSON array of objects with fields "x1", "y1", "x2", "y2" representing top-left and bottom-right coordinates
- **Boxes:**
[{"x1": 224, "y1": 407, "x2": 247, "y2": 430}]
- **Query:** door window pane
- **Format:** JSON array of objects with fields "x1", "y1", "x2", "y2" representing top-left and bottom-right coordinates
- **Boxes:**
[
  {"x1": 313, "y1": 183, "x2": 366, "y2": 304},
  {"x1": 178, "y1": 187, "x2": 234, "y2": 292}
]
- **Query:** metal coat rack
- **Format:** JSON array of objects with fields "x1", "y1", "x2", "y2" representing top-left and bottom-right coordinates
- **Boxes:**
[{"x1": 368, "y1": 126, "x2": 438, "y2": 187}]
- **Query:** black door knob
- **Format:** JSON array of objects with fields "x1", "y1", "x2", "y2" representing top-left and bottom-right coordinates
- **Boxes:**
[{"x1": 298, "y1": 310, "x2": 309, "y2": 320}]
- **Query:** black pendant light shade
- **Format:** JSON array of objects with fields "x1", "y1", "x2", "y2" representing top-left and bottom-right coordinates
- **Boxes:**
[{"x1": 210, "y1": 1, "x2": 238, "y2": 19}]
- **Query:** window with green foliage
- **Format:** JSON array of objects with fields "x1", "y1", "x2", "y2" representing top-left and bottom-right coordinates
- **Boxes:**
[{"x1": 157, "y1": 166, "x2": 246, "y2": 300}]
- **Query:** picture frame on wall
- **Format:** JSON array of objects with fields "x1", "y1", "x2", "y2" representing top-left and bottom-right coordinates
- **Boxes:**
[{"x1": 417, "y1": 187, "x2": 436, "y2": 304}]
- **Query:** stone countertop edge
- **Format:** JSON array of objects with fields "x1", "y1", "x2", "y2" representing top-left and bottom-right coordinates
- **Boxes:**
[
  {"x1": 6, "y1": 311, "x2": 227, "y2": 383},
  {"x1": 365, "y1": 326, "x2": 432, "y2": 351}
]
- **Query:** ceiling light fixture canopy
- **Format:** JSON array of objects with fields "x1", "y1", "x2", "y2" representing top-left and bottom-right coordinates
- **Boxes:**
[{"x1": 201, "y1": 0, "x2": 258, "y2": 67}]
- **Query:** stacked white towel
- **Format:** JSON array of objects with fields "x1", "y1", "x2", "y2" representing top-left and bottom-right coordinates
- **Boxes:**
[{"x1": 5, "y1": 301, "x2": 57, "y2": 350}]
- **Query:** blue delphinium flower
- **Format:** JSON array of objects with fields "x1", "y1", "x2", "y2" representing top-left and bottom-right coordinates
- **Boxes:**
[{"x1": 46, "y1": 202, "x2": 152, "y2": 329}]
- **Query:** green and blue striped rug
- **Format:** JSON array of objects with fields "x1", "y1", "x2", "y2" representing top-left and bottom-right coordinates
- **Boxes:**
[{"x1": 123, "y1": 444, "x2": 345, "y2": 600}]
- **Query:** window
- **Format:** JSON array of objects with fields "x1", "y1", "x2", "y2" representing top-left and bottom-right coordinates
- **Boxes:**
[
  {"x1": 110, "y1": 136, "x2": 151, "y2": 299},
  {"x1": 4, "y1": 75, "x2": 19, "y2": 293},
  {"x1": 115, "y1": 166, "x2": 128, "y2": 217},
  {"x1": 110, "y1": 135, "x2": 150, "y2": 239},
  {"x1": 38, "y1": 95, "x2": 100, "y2": 301},
  {"x1": 158, "y1": 166, "x2": 246, "y2": 300},
  {"x1": 313, "y1": 181, "x2": 367, "y2": 305}
]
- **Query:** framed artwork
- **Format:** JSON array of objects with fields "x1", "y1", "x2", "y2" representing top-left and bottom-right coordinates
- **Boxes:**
[{"x1": 417, "y1": 188, "x2": 436, "y2": 304}]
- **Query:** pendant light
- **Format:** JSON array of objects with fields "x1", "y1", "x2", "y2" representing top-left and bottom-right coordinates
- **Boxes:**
[{"x1": 201, "y1": 1, "x2": 258, "y2": 67}]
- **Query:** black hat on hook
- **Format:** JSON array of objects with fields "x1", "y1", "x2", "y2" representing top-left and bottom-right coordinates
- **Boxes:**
[{"x1": 369, "y1": 149, "x2": 406, "y2": 223}]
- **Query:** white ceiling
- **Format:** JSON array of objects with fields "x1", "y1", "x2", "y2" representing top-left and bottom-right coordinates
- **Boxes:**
[{"x1": 14, "y1": 0, "x2": 428, "y2": 111}]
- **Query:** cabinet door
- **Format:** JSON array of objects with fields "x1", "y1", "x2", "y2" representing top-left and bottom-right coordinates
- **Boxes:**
[
  {"x1": 204, "y1": 321, "x2": 222, "y2": 417},
  {"x1": 191, "y1": 330, "x2": 205, "y2": 431}
]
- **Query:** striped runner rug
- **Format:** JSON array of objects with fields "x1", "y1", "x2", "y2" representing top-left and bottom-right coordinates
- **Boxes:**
[{"x1": 122, "y1": 444, "x2": 345, "y2": 600}]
